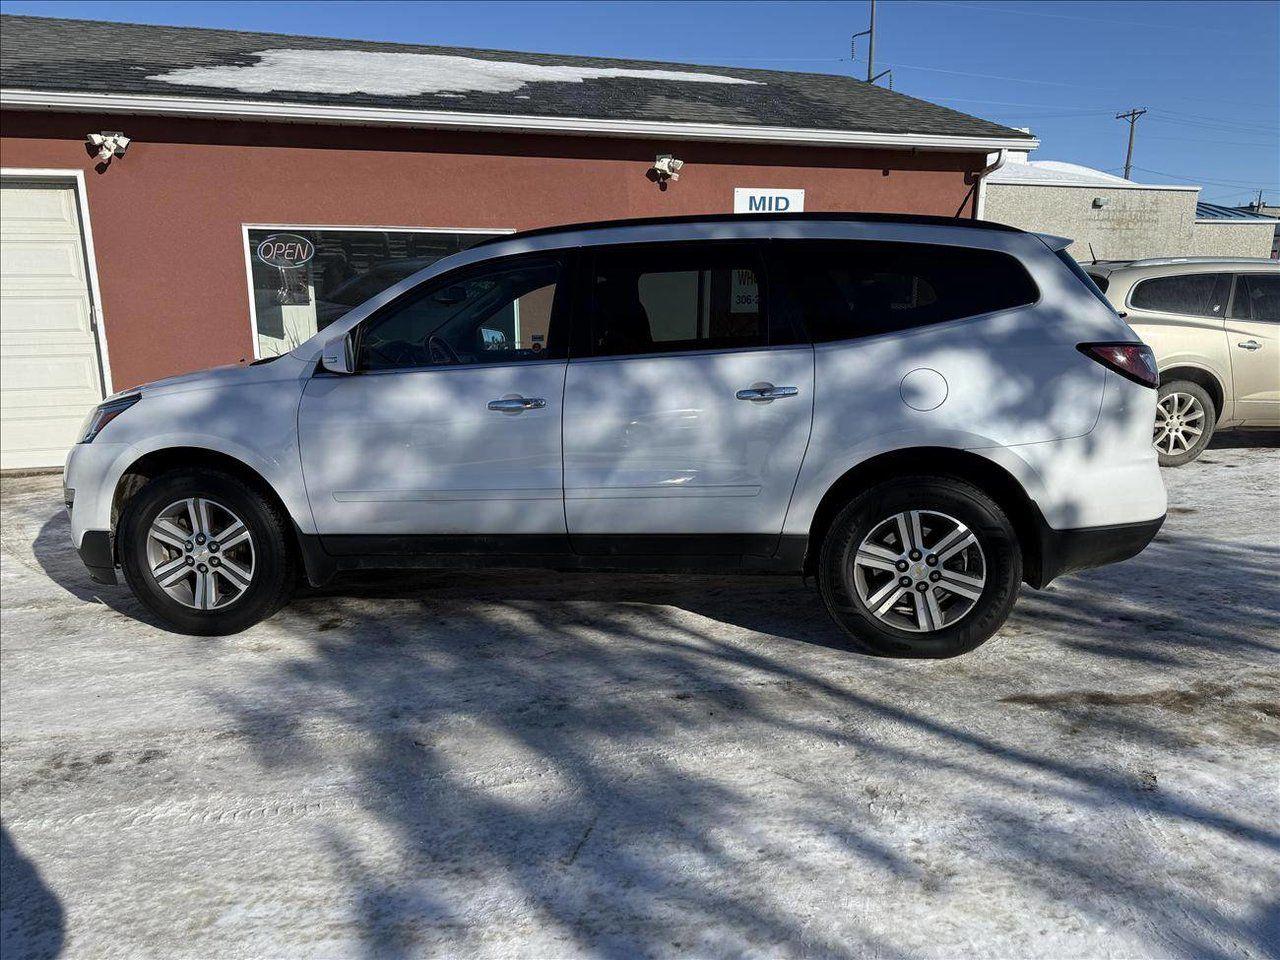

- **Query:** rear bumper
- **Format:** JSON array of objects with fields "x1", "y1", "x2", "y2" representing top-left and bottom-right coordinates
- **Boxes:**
[
  {"x1": 76, "y1": 529, "x2": 117, "y2": 585},
  {"x1": 1029, "y1": 514, "x2": 1165, "y2": 588}
]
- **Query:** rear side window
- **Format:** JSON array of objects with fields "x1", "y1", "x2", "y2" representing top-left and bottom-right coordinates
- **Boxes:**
[
  {"x1": 585, "y1": 244, "x2": 772, "y2": 358},
  {"x1": 1129, "y1": 273, "x2": 1232, "y2": 318},
  {"x1": 1086, "y1": 272, "x2": 1110, "y2": 293},
  {"x1": 777, "y1": 241, "x2": 1038, "y2": 343},
  {"x1": 1229, "y1": 273, "x2": 1280, "y2": 322},
  {"x1": 1055, "y1": 250, "x2": 1114, "y2": 310}
]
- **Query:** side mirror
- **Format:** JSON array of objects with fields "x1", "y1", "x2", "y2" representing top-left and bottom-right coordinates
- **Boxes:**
[{"x1": 320, "y1": 332, "x2": 356, "y2": 374}]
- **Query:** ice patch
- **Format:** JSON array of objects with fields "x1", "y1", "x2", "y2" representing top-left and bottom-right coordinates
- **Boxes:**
[{"x1": 148, "y1": 49, "x2": 761, "y2": 97}]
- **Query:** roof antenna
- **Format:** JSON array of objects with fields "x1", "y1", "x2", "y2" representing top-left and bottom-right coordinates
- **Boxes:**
[{"x1": 1088, "y1": 242, "x2": 1099, "y2": 264}]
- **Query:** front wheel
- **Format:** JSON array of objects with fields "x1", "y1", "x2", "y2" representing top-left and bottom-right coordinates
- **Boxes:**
[
  {"x1": 118, "y1": 468, "x2": 296, "y2": 635},
  {"x1": 1154, "y1": 380, "x2": 1215, "y2": 467},
  {"x1": 817, "y1": 477, "x2": 1022, "y2": 658}
]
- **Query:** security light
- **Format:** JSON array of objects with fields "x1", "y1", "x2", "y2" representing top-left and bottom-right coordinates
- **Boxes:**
[
  {"x1": 652, "y1": 154, "x2": 684, "y2": 183},
  {"x1": 87, "y1": 132, "x2": 131, "y2": 163}
]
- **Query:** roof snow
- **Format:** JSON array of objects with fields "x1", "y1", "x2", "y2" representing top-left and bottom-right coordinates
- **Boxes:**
[
  {"x1": 149, "y1": 48, "x2": 762, "y2": 97},
  {"x1": 988, "y1": 159, "x2": 1196, "y2": 191}
]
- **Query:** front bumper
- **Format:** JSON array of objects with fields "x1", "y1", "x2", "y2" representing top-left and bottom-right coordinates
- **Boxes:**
[{"x1": 1029, "y1": 514, "x2": 1165, "y2": 589}]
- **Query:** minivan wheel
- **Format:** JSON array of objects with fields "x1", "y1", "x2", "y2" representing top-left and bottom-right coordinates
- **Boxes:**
[
  {"x1": 118, "y1": 468, "x2": 296, "y2": 635},
  {"x1": 817, "y1": 477, "x2": 1021, "y2": 658},
  {"x1": 1154, "y1": 380, "x2": 1215, "y2": 467}
]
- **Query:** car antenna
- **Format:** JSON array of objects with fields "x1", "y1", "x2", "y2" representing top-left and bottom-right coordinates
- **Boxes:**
[{"x1": 1088, "y1": 242, "x2": 1099, "y2": 264}]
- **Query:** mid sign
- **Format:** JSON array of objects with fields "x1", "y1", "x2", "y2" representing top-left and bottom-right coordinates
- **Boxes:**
[{"x1": 734, "y1": 188, "x2": 805, "y2": 214}]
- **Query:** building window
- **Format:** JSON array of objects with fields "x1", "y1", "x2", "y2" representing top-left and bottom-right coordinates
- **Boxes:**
[{"x1": 244, "y1": 226, "x2": 507, "y2": 357}]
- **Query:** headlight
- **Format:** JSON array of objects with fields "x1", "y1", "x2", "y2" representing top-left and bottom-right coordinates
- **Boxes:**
[{"x1": 78, "y1": 393, "x2": 141, "y2": 443}]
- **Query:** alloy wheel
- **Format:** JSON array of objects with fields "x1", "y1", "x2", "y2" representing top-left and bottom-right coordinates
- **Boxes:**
[
  {"x1": 851, "y1": 509, "x2": 986, "y2": 633},
  {"x1": 1153, "y1": 392, "x2": 1205, "y2": 456},
  {"x1": 146, "y1": 498, "x2": 255, "y2": 610}
]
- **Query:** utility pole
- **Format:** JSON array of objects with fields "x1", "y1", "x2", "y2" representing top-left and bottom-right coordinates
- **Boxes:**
[
  {"x1": 1115, "y1": 108, "x2": 1147, "y2": 181},
  {"x1": 851, "y1": 0, "x2": 892, "y2": 85},
  {"x1": 868, "y1": 0, "x2": 877, "y2": 82}
]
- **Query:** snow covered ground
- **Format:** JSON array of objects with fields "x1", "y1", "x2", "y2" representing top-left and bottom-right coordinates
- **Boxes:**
[{"x1": 2, "y1": 437, "x2": 1277, "y2": 959}]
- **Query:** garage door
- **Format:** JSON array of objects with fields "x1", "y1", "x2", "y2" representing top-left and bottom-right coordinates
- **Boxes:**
[{"x1": 1, "y1": 182, "x2": 105, "y2": 470}]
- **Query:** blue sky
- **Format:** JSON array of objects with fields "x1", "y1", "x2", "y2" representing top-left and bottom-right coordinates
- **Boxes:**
[{"x1": 3, "y1": 0, "x2": 1277, "y2": 205}]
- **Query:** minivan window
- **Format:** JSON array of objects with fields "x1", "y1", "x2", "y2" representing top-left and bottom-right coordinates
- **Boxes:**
[
  {"x1": 586, "y1": 245, "x2": 768, "y2": 358},
  {"x1": 779, "y1": 241, "x2": 1038, "y2": 342},
  {"x1": 1129, "y1": 273, "x2": 1232, "y2": 318},
  {"x1": 1228, "y1": 273, "x2": 1280, "y2": 322},
  {"x1": 358, "y1": 257, "x2": 563, "y2": 370}
]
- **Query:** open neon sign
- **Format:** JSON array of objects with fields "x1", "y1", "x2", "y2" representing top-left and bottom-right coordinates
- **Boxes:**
[{"x1": 255, "y1": 234, "x2": 315, "y2": 269}]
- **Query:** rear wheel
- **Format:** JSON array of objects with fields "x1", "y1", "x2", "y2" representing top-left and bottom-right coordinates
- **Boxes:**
[
  {"x1": 1154, "y1": 380, "x2": 1215, "y2": 466},
  {"x1": 817, "y1": 477, "x2": 1021, "y2": 658},
  {"x1": 119, "y1": 469, "x2": 295, "y2": 635}
]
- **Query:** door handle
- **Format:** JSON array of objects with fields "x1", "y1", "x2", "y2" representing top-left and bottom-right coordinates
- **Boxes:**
[
  {"x1": 488, "y1": 397, "x2": 547, "y2": 412},
  {"x1": 1237, "y1": 339, "x2": 1262, "y2": 351},
  {"x1": 736, "y1": 384, "x2": 799, "y2": 402}
]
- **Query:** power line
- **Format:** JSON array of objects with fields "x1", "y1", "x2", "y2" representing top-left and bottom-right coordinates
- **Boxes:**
[
  {"x1": 904, "y1": 0, "x2": 1241, "y2": 35},
  {"x1": 1131, "y1": 165, "x2": 1279, "y2": 189},
  {"x1": 1144, "y1": 134, "x2": 1280, "y2": 149},
  {"x1": 1201, "y1": 189, "x2": 1265, "y2": 204}
]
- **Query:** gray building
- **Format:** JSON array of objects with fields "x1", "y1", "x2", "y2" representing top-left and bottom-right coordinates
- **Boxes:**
[
  {"x1": 982, "y1": 154, "x2": 1276, "y2": 261},
  {"x1": 1234, "y1": 201, "x2": 1280, "y2": 259}
]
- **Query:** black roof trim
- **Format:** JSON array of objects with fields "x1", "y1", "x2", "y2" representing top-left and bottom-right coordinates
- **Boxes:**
[{"x1": 474, "y1": 212, "x2": 1027, "y2": 247}]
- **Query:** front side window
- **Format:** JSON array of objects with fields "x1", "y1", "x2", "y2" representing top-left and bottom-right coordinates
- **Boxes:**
[
  {"x1": 1129, "y1": 273, "x2": 1232, "y2": 318},
  {"x1": 778, "y1": 241, "x2": 1038, "y2": 343},
  {"x1": 357, "y1": 257, "x2": 562, "y2": 371},
  {"x1": 246, "y1": 227, "x2": 503, "y2": 357},
  {"x1": 1229, "y1": 273, "x2": 1280, "y2": 322},
  {"x1": 586, "y1": 245, "x2": 768, "y2": 358}
]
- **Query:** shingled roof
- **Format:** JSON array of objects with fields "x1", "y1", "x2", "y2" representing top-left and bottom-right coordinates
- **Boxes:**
[{"x1": 0, "y1": 14, "x2": 1036, "y2": 150}]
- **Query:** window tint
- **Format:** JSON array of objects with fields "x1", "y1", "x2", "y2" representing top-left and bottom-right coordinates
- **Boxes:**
[
  {"x1": 780, "y1": 241, "x2": 1038, "y2": 342},
  {"x1": 1055, "y1": 250, "x2": 1115, "y2": 311},
  {"x1": 358, "y1": 257, "x2": 561, "y2": 370},
  {"x1": 587, "y1": 246, "x2": 767, "y2": 357},
  {"x1": 1086, "y1": 272, "x2": 1110, "y2": 293},
  {"x1": 1229, "y1": 273, "x2": 1280, "y2": 322},
  {"x1": 1130, "y1": 273, "x2": 1232, "y2": 317}
]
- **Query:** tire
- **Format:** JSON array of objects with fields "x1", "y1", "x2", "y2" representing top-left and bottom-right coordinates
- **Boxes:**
[
  {"x1": 817, "y1": 476, "x2": 1021, "y2": 659},
  {"x1": 118, "y1": 468, "x2": 296, "y2": 635},
  {"x1": 1154, "y1": 380, "x2": 1216, "y2": 467}
]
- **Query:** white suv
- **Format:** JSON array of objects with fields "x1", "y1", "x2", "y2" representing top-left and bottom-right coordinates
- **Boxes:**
[{"x1": 65, "y1": 214, "x2": 1166, "y2": 658}]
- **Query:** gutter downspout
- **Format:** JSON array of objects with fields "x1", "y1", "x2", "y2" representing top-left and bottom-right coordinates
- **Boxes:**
[{"x1": 973, "y1": 148, "x2": 1008, "y2": 220}]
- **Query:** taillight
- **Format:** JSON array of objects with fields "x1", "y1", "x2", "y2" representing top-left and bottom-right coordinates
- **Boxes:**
[{"x1": 1077, "y1": 342, "x2": 1159, "y2": 389}]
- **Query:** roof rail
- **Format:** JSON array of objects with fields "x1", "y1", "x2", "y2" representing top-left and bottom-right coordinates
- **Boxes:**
[
  {"x1": 473, "y1": 211, "x2": 1027, "y2": 247},
  {"x1": 1122, "y1": 256, "x2": 1279, "y2": 267}
]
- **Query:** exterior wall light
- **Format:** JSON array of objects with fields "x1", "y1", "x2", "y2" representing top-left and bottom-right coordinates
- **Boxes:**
[
  {"x1": 1092, "y1": 197, "x2": 1109, "y2": 209},
  {"x1": 87, "y1": 132, "x2": 131, "y2": 164},
  {"x1": 651, "y1": 154, "x2": 684, "y2": 183}
]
